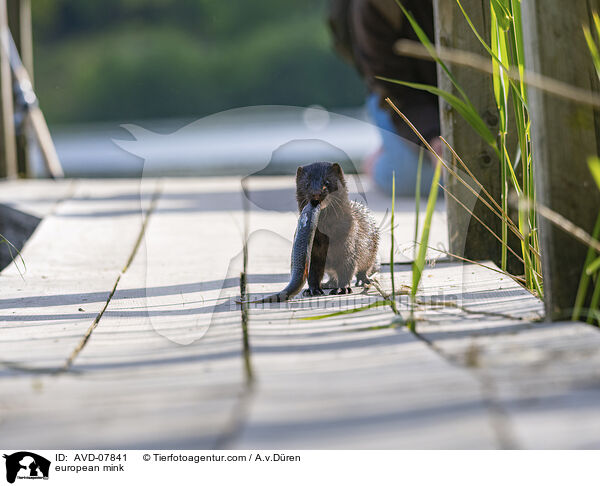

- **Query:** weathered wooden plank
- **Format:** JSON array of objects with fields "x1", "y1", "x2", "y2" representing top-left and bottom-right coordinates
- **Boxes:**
[
  {"x1": 0, "y1": 178, "x2": 248, "y2": 448},
  {"x1": 233, "y1": 325, "x2": 499, "y2": 448},
  {"x1": 0, "y1": 179, "x2": 157, "y2": 369},
  {"x1": 400, "y1": 260, "x2": 544, "y2": 321},
  {"x1": 419, "y1": 318, "x2": 600, "y2": 448},
  {"x1": 413, "y1": 261, "x2": 600, "y2": 448},
  {"x1": 0, "y1": 178, "x2": 74, "y2": 217},
  {"x1": 521, "y1": 0, "x2": 600, "y2": 319},
  {"x1": 0, "y1": 179, "x2": 74, "y2": 268},
  {"x1": 0, "y1": 369, "x2": 244, "y2": 449},
  {"x1": 2, "y1": 177, "x2": 597, "y2": 449},
  {"x1": 476, "y1": 322, "x2": 600, "y2": 449},
  {"x1": 233, "y1": 246, "x2": 499, "y2": 448}
]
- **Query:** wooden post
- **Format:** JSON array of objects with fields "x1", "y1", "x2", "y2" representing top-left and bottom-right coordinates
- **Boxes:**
[
  {"x1": 7, "y1": 0, "x2": 32, "y2": 177},
  {"x1": 433, "y1": 1, "x2": 499, "y2": 267},
  {"x1": 522, "y1": 1, "x2": 600, "y2": 320},
  {"x1": 433, "y1": 0, "x2": 521, "y2": 274},
  {"x1": 0, "y1": 0, "x2": 16, "y2": 179}
]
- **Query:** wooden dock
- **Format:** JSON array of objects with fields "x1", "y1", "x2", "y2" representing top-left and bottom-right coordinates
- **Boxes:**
[{"x1": 1, "y1": 176, "x2": 599, "y2": 449}]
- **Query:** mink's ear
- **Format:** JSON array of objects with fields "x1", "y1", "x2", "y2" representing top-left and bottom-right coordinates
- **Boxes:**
[
  {"x1": 296, "y1": 166, "x2": 303, "y2": 180},
  {"x1": 332, "y1": 163, "x2": 346, "y2": 184}
]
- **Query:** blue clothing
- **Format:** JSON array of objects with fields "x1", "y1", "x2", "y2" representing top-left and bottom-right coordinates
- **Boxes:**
[{"x1": 366, "y1": 93, "x2": 435, "y2": 196}]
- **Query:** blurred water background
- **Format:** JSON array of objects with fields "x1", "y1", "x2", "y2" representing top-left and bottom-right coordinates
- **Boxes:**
[{"x1": 31, "y1": 0, "x2": 379, "y2": 177}]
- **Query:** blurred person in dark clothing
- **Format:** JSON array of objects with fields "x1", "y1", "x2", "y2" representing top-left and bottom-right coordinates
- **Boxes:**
[{"x1": 329, "y1": 0, "x2": 440, "y2": 196}]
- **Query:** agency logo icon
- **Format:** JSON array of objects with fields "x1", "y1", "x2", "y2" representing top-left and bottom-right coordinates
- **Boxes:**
[{"x1": 3, "y1": 452, "x2": 51, "y2": 483}]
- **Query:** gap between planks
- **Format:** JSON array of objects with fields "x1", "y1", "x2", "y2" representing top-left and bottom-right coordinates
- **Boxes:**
[
  {"x1": 410, "y1": 328, "x2": 520, "y2": 448},
  {"x1": 214, "y1": 178, "x2": 256, "y2": 448},
  {"x1": 61, "y1": 181, "x2": 163, "y2": 372}
]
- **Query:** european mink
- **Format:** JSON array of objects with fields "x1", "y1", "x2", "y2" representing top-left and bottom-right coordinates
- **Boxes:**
[{"x1": 296, "y1": 162, "x2": 379, "y2": 295}]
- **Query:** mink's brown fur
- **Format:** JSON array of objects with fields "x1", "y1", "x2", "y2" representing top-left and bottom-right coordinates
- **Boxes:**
[{"x1": 295, "y1": 162, "x2": 379, "y2": 295}]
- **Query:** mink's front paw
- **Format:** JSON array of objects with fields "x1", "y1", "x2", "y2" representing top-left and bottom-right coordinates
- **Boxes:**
[
  {"x1": 303, "y1": 286, "x2": 324, "y2": 297},
  {"x1": 355, "y1": 272, "x2": 372, "y2": 287},
  {"x1": 329, "y1": 287, "x2": 352, "y2": 295}
]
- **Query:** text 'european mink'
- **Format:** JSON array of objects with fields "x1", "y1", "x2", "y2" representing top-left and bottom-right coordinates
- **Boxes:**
[{"x1": 296, "y1": 162, "x2": 379, "y2": 295}]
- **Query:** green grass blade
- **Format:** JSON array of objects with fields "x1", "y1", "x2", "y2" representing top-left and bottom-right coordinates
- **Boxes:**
[
  {"x1": 588, "y1": 156, "x2": 600, "y2": 190},
  {"x1": 594, "y1": 11, "x2": 600, "y2": 37},
  {"x1": 493, "y1": 5, "x2": 511, "y2": 274},
  {"x1": 491, "y1": 10, "x2": 503, "y2": 110},
  {"x1": 457, "y1": 0, "x2": 528, "y2": 109},
  {"x1": 299, "y1": 300, "x2": 395, "y2": 320},
  {"x1": 572, "y1": 210, "x2": 600, "y2": 321},
  {"x1": 490, "y1": 0, "x2": 511, "y2": 31},
  {"x1": 410, "y1": 148, "x2": 424, "y2": 321},
  {"x1": 502, "y1": 144, "x2": 521, "y2": 193},
  {"x1": 588, "y1": 278, "x2": 600, "y2": 325},
  {"x1": 583, "y1": 25, "x2": 600, "y2": 81},
  {"x1": 411, "y1": 162, "x2": 442, "y2": 298},
  {"x1": 586, "y1": 255, "x2": 600, "y2": 275},
  {"x1": 0, "y1": 233, "x2": 26, "y2": 277},
  {"x1": 510, "y1": 86, "x2": 528, "y2": 161},
  {"x1": 509, "y1": 0, "x2": 528, "y2": 102},
  {"x1": 414, "y1": 148, "x2": 424, "y2": 262},
  {"x1": 455, "y1": 0, "x2": 510, "y2": 71},
  {"x1": 378, "y1": 77, "x2": 498, "y2": 149},
  {"x1": 522, "y1": 241, "x2": 544, "y2": 297},
  {"x1": 390, "y1": 171, "x2": 396, "y2": 298}
]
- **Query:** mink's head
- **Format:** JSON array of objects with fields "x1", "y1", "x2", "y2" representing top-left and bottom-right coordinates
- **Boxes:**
[{"x1": 295, "y1": 162, "x2": 348, "y2": 211}]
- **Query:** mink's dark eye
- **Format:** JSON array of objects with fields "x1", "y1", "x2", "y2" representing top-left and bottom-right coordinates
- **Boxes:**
[{"x1": 325, "y1": 180, "x2": 333, "y2": 190}]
